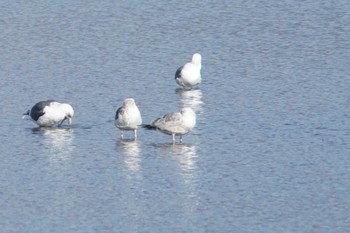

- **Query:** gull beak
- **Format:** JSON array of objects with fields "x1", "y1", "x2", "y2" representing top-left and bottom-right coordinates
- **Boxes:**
[{"x1": 67, "y1": 117, "x2": 72, "y2": 125}]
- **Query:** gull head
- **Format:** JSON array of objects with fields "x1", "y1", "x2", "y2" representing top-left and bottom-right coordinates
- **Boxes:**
[
  {"x1": 123, "y1": 98, "x2": 136, "y2": 107},
  {"x1": 192, "y1": 53, "x2": 201, "y2": 65},
  {"x1": 61, "y1": 103, "x2": 74, "y2": 125}
]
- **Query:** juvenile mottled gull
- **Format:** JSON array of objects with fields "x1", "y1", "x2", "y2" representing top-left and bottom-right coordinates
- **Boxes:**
[
  {"x1": 143, "y1": 107, "x2": 196, "y2": 143},
  {"x1": 175, "y1": 53, "x2": 202, "y2": 89},
  {"x1": 23, "y1": 100, "x2": 74, "y2": 127},
  {"x1": 115, "y1": 98, "x2": 142, "y2": 140}
]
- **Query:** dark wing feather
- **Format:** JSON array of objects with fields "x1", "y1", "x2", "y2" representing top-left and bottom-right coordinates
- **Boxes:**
[
  {"x1": 30, "y1": 100, "x2": 56, "y2": 121},
  {"x1": 175, "y1": 66, "x2": 184, "y2": 79},
  {"x1": 115, "y1": 107, "x2": 124, "y2": 120}
]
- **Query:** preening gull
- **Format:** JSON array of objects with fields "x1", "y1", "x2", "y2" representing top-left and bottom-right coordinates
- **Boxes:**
[
  {"x1": 23, "y1": 100, "x2": 74, "y2": 127},
  {"x1": 175, "y1": 53, "x2": 202, "y2": 89},
  {"x1": 115, "y1": 98, "x2": 142, "y2": 140},
  {"x1": 143, "y1": 107, "x2": 196, "y2": 143}
]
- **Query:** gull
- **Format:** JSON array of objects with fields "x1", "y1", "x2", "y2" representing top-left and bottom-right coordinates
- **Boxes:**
[
  {"x1": 115, "y1": 98, "x2": 142, "y2": 140},
  {"x1": 143, "y1": 107, "x2": 196, "y2": 143},
  {"x1": 23, "y1": 100, "x2": 74, "y2": 127},
  {"x1": 175, "y1": 53, "x2": 202, "y2": 89}
]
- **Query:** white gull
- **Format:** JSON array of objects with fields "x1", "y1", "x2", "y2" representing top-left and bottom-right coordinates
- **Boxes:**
[
  {"x1": 175, "y1": 53, "x2": 202, "y2": 89},
  {"x1": 115, "y1": 98, "x2": 142, "y2": 140},
  {"x1": 23, "y1": 100, "x2": 74, "y2": 127},
  {"x1": 143, "y1": 107, "x2": 196, "y2": 143}
]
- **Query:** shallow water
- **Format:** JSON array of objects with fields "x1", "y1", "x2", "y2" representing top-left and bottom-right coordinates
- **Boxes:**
[{"x1": 1, "y1": 0, "x2": 350, "y2": 232}]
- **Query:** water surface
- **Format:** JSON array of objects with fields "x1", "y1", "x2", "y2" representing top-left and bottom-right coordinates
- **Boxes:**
[{"x1": 0, "y1": 0, "x2": 349, "y2": 232}]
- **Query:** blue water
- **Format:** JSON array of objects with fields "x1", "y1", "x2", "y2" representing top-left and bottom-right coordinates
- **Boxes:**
[{"x1": 1, "y1": 1, "x2": 349, "y2": 232}]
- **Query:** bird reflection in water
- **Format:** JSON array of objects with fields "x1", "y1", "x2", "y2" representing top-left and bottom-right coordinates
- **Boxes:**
[
  {"x1": 154, "y1": 142, "x2": 200, "y2": 215},
  {"x1": 171, "y1": 144, "x2": 197, "y2": 169},
  {"x1": 153, "y1": 143, "x2": 198, "y2": 183},
  {"x1": 31, "y1": 127, "x2": 74, "y2": 161},
  {"x1": 176, "y1": 88, "x2": 203, "y2": 113},
  {"x1": 173, "y1": 143, "x2": 199, "y2": 216},
  {"x1": 116, "y1": 140, "x2": 141, "y2": 172}
]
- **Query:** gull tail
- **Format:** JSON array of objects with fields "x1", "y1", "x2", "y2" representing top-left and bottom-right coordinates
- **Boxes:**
[
  {"x1": 142, "y1": 124, "x2": 157, "y2": 130},
  {"x1": 22, "y1": 110, "x2": 30, "y2": 119}
]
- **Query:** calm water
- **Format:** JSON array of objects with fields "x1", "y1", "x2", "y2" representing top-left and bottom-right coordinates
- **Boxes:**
[{"x1": 1, "y1": 0, "x2": 350, "y2": 232}]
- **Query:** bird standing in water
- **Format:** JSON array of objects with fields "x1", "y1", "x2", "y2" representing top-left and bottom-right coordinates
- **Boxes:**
[
  {"x1": 143, "y1": 107, "x2": 196, "y2": 143},
  {"x1": 23, "y1": 100, "x2": 74, "y2": 127},
  {"x1": 115, "y1": 98, "x2": 142, "y2": 140},
  {"x1": 175, "y1": 53, "x2": 202, "y2": 89}
]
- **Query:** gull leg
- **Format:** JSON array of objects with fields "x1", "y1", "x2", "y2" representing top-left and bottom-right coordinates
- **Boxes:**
[
  {"x1": 120, "y1": 130, "x2": 124, "y2": 140},
  {"x1": 172, "y1": 134, "x2": 176, "y2": 144},
  {"x1": 58, "y1": 120, "x2": 64, "y2": 127},
  {"x1": 180, "y1": 135, "x2": 183, "y2": 143},
  {"x1": 133, "y1": 129, "x2": 137, "y2": 140}
]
